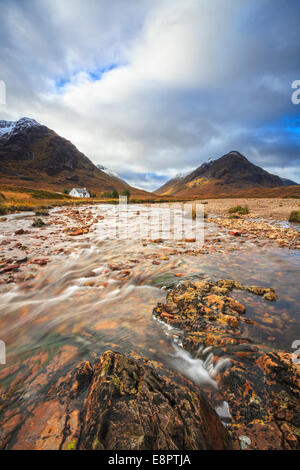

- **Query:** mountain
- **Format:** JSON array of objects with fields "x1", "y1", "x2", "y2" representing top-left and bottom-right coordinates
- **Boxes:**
[
  {"x1": 96, "y1": 164, "x2": 123, "y2": 181},
  {"x1": 0, "y1": 117, "x2": 153, "y2": 198},
  {"x1": 156, "y1": 151, "x2": 298, "y2": 197},
  {"x1": 280, "y1": 177, "x2": 299, "y2": 186}
]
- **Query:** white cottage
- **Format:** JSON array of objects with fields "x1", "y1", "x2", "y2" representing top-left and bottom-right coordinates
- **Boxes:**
[{"x1": 69, "y1": 187, "x2": 90, "y2": 198}]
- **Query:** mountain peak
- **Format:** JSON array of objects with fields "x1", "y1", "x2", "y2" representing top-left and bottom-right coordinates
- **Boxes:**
[
  {"x1": 0, "y1": 117, "x2": 153, "y2": 198},
  {"x1": 156, "y1": 151, "x2": 297, "y2": 196},
  {"x1": 0, "y1": 117, "x2": 40, "y2": 138},
  {"x1": 220, "y1": 151, "x2": 249, "y2": 162},
  {"x1": 227, "y1": 150, "x2": 245, "y2": 157}
]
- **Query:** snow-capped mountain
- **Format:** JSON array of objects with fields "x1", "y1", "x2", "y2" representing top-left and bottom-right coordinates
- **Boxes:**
[
  {"x1": 96, "y1": 164, "x2": 122, "y2": 180},
  {"x1": 0, "y1": 117, "x2": 153, "y2": 197},
  {"x1": 156, "y1": 151, "x2": 298, "y2": 196},
  {"x1": 0, "y1": 117, "x2": 40, "y2": 139}
]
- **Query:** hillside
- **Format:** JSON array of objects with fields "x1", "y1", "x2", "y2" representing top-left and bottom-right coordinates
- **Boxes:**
[
  {"x1": 0, "y1": 118, "x2": 153, "y2": 198},
  {"x1": 156, "y1": 151, "x2": 298, "y2": 197}
]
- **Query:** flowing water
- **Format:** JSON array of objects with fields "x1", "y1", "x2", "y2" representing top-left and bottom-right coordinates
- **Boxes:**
[{"x1": 0, "y1": 204, "x2": 299, "y2": 419}]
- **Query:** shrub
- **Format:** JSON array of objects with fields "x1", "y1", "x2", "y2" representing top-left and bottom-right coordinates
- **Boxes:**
[
  {"x1": 289, "y1": 210, "x2": 300, "y2": 223},
  {"x1": 192, "y1": 207, "x2": 208, "y2": 219},
  {"x1": 35, "y1": 209, "x2": 49, "y2": 216},
  {"x1": 121, "y1": 189, "x2": 131, "y2": 200},
  {"x1": 228, "y1": 205, "x2": 249, "y2": 215},
  {"x1": 32, "y1": 217, "x2": 46, "y2": 227},
  {"x1": 0, "y1": 205, "x2": 8, "y2": 215}
]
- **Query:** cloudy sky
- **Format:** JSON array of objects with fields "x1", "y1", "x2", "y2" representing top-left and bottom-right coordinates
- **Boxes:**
[{"x1": 0, "y1": 0, "x2": 299, "y2": 190}]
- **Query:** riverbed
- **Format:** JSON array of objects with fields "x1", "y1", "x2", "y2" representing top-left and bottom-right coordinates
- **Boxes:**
[{"x1": 0, "y1": 203, "x2": 299, "y2": 446}]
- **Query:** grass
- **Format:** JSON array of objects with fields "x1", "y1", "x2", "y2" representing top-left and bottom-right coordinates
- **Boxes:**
[
  {"x1": 289, "y1": 210, "x2": 300, "y2": 223},
  {"x1": 0, "y1": 184, "x2": 181, "y2": 215},
  {"x1": 192, "y1": 207, "x2": 208, "y2": 219},
  {"x1": 0, "y1": 185, "x2": 74, "y2": 215},
  {"x1": 228, "y1": 205, "x2": 249, "y2": 215},
  {"x1": 34, "y1": 207, "x2": 50, "y2": 216}
]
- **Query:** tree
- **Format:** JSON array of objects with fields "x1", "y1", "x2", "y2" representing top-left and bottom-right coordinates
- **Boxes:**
[
  {"x1": 111, "y1": 188, "x2": 119, "y2": 199},
  {"x1": 63, "y1": 189, "x2": 69, "y2": 194},
  {"x1": 121, "y1": 189, "x2": 130, "y2": 200}
]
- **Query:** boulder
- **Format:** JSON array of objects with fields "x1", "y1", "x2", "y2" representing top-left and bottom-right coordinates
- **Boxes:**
[
  {"x1": 0, "y1": 351, "x2": 230, "y2": 450},
  {"x1": 79, "y1": 351, "x2": 230, "y2": 450}
]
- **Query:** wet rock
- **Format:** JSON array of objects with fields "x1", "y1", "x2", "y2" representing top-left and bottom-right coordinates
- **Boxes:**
[
  {"x1": 79, "y1": 351, "x2": 231, "y2": 450},
  {"x1": 226, "y1": 352, "x2": 300, "y2": 449},
  {"x1": 31, "y1": 258, "x2": 48, "y2": 266},
  {"x1": 0, "y1": 264, "x2": 20, "y2": 274},
  {"x1": 246, "y1": 285, "x2": 277, "y2": 300},
  {"x1": 229, "y1": 230, "x2": 243, "y2": 237},
  {"x1": 0, "y1": 351, "x2": 231, "y2": 450},
  {"x1": 153, "y1": 279, "x2": 272, "y2": 350},
  {"x1": 69, "y1": 230, "x2": 84, "y2": 236},
  {"x1": 263, "y1": 291, "x2": 277, "y2": 302},
  {"x1": 153, "y1": 279, "x2": 299, "y2": 450},
  {"x1": 16, "y1": 255, "x2": 27, "y2": 264}
]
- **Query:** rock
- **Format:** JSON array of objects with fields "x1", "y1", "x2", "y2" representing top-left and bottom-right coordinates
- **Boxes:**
[
  {"x1": 245, "y1": 286, "x2": 277, "y2": 301},
  {"x1": 229, "y1": 230, "x2": 243, "y2": 237},
  {"x1": 15, "y1": 229, "x2": 25, "y2": 235},
  {"x1": 153, "y1": 279, "x2": 299, "y2": 450},
  {"x1": 69, "y1": 230, "x2": 84, "y2": 236},
  {"x1": 0, "y1": 351, "x2": 231, "y2": 450},
  {"x1": 0, "y1": 264, "x2": 20, "y2": 274},
  {"x1": 153, "y1": 279, "x2": 272, "y2": 351},
  {"x1": 263, "y1": 291, "x2": 277, "y2": 302},
  {"x1": 226, "y1": 352, "x2": 300, "y2": 450},
  {"x1": 79, "y1": 351, "x2": 231, "y2": 450},
  {"x1": 239, "y1": 435, "x2": 251, "y2": 450},
  {"x1": 31, "y1": 259, "x2": 48, "y2": 266}
]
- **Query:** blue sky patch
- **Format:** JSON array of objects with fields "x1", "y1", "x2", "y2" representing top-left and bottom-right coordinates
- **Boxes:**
[{"x1": 55, "y1": 63, "x2": 122, "y2": 90}]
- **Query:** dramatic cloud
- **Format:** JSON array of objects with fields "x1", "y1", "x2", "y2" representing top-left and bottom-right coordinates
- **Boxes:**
[{"x1": 0, "y1": 0, "x2": 299, "y2": 189}]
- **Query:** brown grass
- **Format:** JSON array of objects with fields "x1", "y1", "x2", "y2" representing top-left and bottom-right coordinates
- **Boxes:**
[{"x1": 0, "y1": 184, "x2": 178, "y2": 214}]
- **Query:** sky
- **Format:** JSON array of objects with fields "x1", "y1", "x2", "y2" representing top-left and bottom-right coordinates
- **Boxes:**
[{"x1": 0, "y1": 0, "x2": 299, "y2": 190}]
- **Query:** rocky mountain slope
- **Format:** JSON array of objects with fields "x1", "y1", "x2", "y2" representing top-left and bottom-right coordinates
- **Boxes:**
[
  {"x1": 156, "y1": 151, "x2": 298, "y2": 197},
  {"x1": 96, "y1": 164, "x2": 123, "y2": 180},
  {"x1": 0, "y1": 117, "x2": 152, "y2": 198}
]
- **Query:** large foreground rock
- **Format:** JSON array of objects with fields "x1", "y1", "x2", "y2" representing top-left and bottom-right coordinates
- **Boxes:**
[
  {"x1": 79, "y1": 351, "x2": 230, "y2": 450},
  {"x1": 0, "y1": 351, "x2": 230, "y2": 450}
]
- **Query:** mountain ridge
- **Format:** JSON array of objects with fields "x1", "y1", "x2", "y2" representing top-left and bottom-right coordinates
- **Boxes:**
[
  {"x1": 0, "y1": 117, "x2": 153, "y2": 198},
  {"x1": 156, "y1": 151, "x2": 298, "y2": 197}
]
